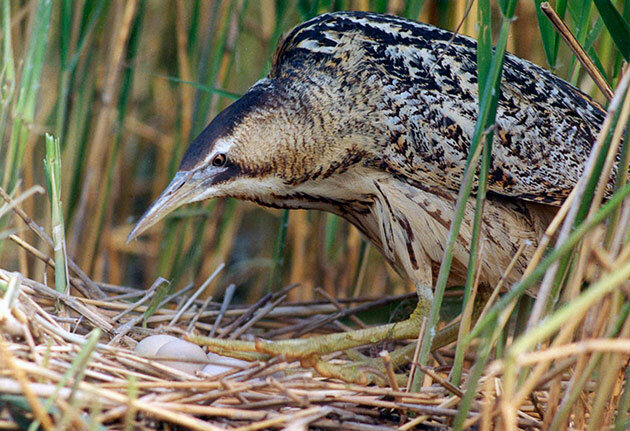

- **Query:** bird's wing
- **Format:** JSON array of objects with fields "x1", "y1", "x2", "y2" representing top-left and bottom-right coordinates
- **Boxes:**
[
  {"x1": 367, "y1": 15, "x2": 608, "y2": 207},
  {"x1": 272, "y1": 11, "x2": 608, "y2": 206}
]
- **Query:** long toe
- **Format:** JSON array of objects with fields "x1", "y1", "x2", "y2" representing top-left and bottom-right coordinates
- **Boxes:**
[{"x1": 185, "y1": 334, "x2": 270, "y2": 361}]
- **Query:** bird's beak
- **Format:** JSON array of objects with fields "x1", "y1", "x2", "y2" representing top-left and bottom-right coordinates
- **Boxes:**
[{"x1": 126, "y1": 171, "x2": 196, "y2": 242}]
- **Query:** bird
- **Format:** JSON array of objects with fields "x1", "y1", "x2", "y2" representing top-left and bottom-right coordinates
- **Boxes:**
[{"x1": 127, "y1": 11, "x2": 606, "y2": 384}]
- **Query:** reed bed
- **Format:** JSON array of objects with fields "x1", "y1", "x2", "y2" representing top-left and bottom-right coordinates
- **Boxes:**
[{"x1": 2, "y1": 0, "x2": 630, "y2": 429}]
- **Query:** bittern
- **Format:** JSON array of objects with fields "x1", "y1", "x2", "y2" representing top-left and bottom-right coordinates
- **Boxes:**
[{"x1": 128, "y1": 11, "x2": 606, "y2": 384}]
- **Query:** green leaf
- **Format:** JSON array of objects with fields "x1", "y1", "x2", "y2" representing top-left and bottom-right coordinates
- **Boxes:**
[
  {"x1": 298, "y1": 0, "x2": 320, "y2": 19},
  {"x1": 404, "y1": 1, "x2": 427, "y2": 20},
  {"x1": 584, "y1": 16, "x2": 605, "y2": 51},
  {"x1": 477, "y1": 0, "x2": 492, "y2": 96},
  {"x1": 594, "y1": 0, "x2": 630, "y2": 60},
  {"x1": 370, "y1": 0, "x2": 387, "y2": 14},
  {"x1": 324, "y1": 213, "x2": 340, "y2": 258},
  {"x1": 143, "y1": 278, "x2": 172, "y2": 325},
  {"x1": 140, "y1": 70, "x2": 241, "y2": 100},
  {"x1": 67, "y1": 0, "x2": 109, "y2": 71},
  {"x1": 535, "y1": 0, "x2": 559, "y2": 69},
  {"x1": 0, "y1": 394, "x2": 58, "y2": 430},
  {"x1": 588, "y1": 45, "x2": 612, "y2": 85}
]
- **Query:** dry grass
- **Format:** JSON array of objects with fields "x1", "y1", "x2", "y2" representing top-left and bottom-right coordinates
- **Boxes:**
[{"x1": 1, "y1": 231, "x2": 628, "y2": 430}]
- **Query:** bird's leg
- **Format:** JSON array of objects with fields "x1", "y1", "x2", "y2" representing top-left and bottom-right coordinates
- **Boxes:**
[
  {"x1": 187, "y1": 284, "x2": 442, "y2": 380},
  {"x1": 306, "y1": 287, "x2": 492, "y2": 385},
  {"x1": 188, "y1": 284, "x2": 493, "y2": 385},
  {"x1": 308, "y1": 320, "x2": 460, "y2": 385}
]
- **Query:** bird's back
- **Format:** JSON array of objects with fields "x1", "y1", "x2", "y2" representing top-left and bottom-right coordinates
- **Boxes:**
[{"x1": 272, "y1": 11, "x2": 607, "y2": 207}]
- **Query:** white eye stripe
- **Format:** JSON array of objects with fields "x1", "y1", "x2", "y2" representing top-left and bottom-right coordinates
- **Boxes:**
[{"x1": 202, "y1": 138, "x2": 234, "y2": 167}]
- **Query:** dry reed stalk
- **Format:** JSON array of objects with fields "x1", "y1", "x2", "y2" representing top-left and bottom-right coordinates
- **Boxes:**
[
  {"x1": 1, "y1": 265, "x2": 495, "y2": 429},
  {"x1": 72, "y1": 0, "x2": 139, "y2": 271},
  {"x1": 540, "y1": 2, "x2": 614, "y2": 100}
]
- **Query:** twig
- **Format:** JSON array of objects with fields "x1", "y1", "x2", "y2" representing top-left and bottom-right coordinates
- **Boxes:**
[
  {"x1": 540, "y1": 2, "x2": 614, "y2": 100},
  {"x1": 379, "y1": 350, "x2": 400, "y2": 392},
  {"x1": 8, "y1": 234, "x2": 94, "y2": 299},
  {"x1": 209, "y1": 283, "x2": 235, "y2": 337},
  {"x1": 412, "y1": 363, "x2": 463, "y2": 398},
  {"x1": 407, "y1": 317, "x2": 427, "y2": 393},
  {"x1": 230, "y1": 294, "x2": 287, "y2": 339},
  {"x1": 112, "y1": 277, "x2": 164, "y2": 322},
  {"x1": 221, "y1": 283, "x2": 300, "y2": 339},
  {"x1": 169, "y1": 264, "x2": 224, "y2": 326},
  {"x1": 282, "y1": 292, "x2": 417, "y2": 338},
  {"x1": 0, "y1": 186, "x2": 106, "y2": 299},
  {"x1": 0, "y1": 268, "x2": 115, "y2": 335},
  {"x1": 316, "y1": 287, "x2": 366, "y2": 329},
  {"x1": 187, "y1": 295, "x2": 215, "y2": 333}
]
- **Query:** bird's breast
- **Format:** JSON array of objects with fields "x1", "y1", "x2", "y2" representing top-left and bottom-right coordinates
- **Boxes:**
[{"x1": 347, "y1": 177, "x2": 554, "y2": 291}]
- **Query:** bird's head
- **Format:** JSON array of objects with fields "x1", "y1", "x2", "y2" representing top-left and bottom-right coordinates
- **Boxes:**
[{"x1": 127, "y1": 13, "x2": 391, "y2": 242}]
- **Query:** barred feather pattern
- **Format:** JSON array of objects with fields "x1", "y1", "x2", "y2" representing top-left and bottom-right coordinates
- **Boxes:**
[{"x1": 272, "y1": 11, "x2": 607, "y2": 206}]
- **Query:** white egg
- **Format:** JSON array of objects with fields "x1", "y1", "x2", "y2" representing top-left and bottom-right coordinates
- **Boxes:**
[
  {"x1": 202, "y1": 352, "x2": 250, "y2": 375},
  {"x1": 134, "y1": 334, "x2": 179, "y2": 357},
  {"x1": 154, "y1": 339, "x2": 208, "y2": 374}
]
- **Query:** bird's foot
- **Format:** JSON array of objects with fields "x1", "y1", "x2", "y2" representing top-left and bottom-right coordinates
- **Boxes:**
[
  {"x1": 187, "y1": 317, "x2": 419, "y2": 362},
  {"x1": 306, "y1": 344, "x2": 415, "y2": 385},
  {"x1": 186, "y1": 312, "x2": 459, "y2": 385},
  {"x1": 308, "y1": 321, "x2": 459, "y2": 385}
]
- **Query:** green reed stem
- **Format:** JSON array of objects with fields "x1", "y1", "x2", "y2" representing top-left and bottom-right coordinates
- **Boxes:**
[
  {"x1": 467, "y1": 178, "x2": 630, "y2": 343},
  {"x1": 44, "y1": 134, "x2": 69, "y2": 294},
  {"x1": 2, "y1": 0, "x2": 51, "y2": 192},
  {"x1": 0, "y1": 0, "x2": 15, "y2": 157},
  {"x1": 411, "y1": 0, "x2": 518, "y2": 391},
  {"x1": 268, "y1": 209, "x2": 290, "y2": 292},
  {"x1": 450, "y1": 0, "x2": 493, "y2": 387}
]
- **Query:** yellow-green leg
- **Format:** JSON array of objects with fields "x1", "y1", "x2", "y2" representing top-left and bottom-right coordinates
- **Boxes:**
[
  {"x1": 307, "y1": 320, "x2": 460, "y2": 385},
  {"x1": 187, "y1": 287, "x2": 436, "y2": 377},
  {"x1": 187, "y1": 286, "x2": 488, "y2": 385},
  {"x1": 189, "y1": 286, "x2": 431, "y2": 353}
]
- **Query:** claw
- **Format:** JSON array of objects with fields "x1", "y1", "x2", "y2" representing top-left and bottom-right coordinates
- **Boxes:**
[{"x1": 313, "y1": 359, "x2": 387, "y2": 385}]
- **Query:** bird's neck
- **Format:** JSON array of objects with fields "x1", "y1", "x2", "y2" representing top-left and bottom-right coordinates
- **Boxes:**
[{"x1": 245, "y1": 170, "x2": 432, "y2": 284}]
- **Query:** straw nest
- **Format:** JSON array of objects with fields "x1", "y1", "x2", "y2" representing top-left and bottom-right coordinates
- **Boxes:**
[{"x1": 0, "y1": 266, "x2": 550, "y2": 431}]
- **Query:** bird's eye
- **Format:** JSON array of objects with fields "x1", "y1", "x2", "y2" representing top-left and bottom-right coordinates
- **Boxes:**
[{"x1": 211, "y1": 153, "x2": 227, "y2": 167}]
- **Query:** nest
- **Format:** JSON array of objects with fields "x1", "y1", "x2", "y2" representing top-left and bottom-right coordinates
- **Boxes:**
[{"x1": 0, "y1": 267, "x2": 549, "y2": 431}]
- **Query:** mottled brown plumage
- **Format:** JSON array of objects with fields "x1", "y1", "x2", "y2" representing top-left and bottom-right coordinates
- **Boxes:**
[{"x1": 129, "y1": 11, "x2": 605, "y2": 294}]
